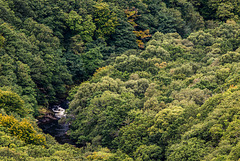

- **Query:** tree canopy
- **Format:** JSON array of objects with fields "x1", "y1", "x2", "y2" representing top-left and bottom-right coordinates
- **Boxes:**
[{"x1": 1, "y1": 0, "x2": 240, "y2": 160}]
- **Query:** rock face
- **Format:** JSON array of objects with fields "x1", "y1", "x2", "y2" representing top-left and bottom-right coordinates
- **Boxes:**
[
  {"x1": 37, "y1": 111, "x2": 58, "y2": 125},
  {"x1": 37, "y1": 104, "x2": 67, "y2": 125},
  {"x1": 37, "y1": 102, "x2": 75, "y2": 145}
]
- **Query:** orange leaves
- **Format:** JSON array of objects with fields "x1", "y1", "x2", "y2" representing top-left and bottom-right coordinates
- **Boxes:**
[
  {"x1": 93, "y1": 66, "x2": 107, "y2": 77},
  {"x1": 133, "y1": 29, "x2": 151, "y2": 39},
  {"x1": 136, "y1": 39, "x2": 145, "y2": 48},
  {"x1": 125, "y1": 8, "x2": 152, "y2": 49},
  {"x1": 124, "y1": 7, "x2": 139, "y2": 28},
  {"x1": 134, "y1": 30, "x2": 152, "y2": 48}
]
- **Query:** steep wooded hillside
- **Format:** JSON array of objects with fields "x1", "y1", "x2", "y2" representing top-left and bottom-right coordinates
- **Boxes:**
[{"x1": 0, "y1": 0, "x2": 240, "y2": 160}]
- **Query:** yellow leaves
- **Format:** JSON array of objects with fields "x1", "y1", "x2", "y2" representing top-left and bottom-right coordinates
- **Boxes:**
[
  {"x1": 93, "y1": 1, "x2": 118, "y2": 38},
  {"x1": 124, "y1": 8, "x2": 152, "y2": 49},
  {"x1": 93, "y1": 66, "x2": 107, "y2": 77},
  {"x1": 0, "y1": 114, "x2": 18, "y2": 128},
  {"x1": 133, "y1": 29, "x2": 151, "y2": 39},
  {"x1": 133, "y1": 30, "x2": 152, "y2": 49},
  {"x1": 136, "y1": 39, "x2": 144, "y2": 49},
  {"x1": 125, "y1": 8, "x2": 138, "y2": 19},
  {"x1": 0, "y1": 114, "x2": 46, "y2": 146},
  {"x1": 226, "y1": 19, "x2": 237, "y2": 25},
  {"x1": 53, "y1": 150, "x2": 71, "y2": 158},
  {"x1": 153, "y1": 106, "x2": 184, "y2": 130},
  {"x1": 229, "y1": 84, "x2": 237, "y2": 89},
  {"x1": 155, "y1": 62, "x2": 167, "y2": 69},
  {"x1": 86, "y1": 148, "x2": 112, "y2": 160},
  {"x1": 0, "y1": 34, "x2": 5, "y2": 48},
  {"x1": 124, "y1": 7, "x2": 139, "y2": 28}
]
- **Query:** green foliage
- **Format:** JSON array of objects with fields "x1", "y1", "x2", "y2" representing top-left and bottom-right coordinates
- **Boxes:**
[
  {"x1": 2, "y1": 0, "x2": 240, "y2": 160},
  {"x1": 166, "y1": 138, "x2": 209, "y2": 161},
  {"x1": 107, "y1": 20, "x2": 138, "y2": 53},
  {"x1": 0, "y1": 17, "x2": 72, "y2": 106},
  {"x1": 66, "y1": 10, "x2": 96, "y2": 42},
  {"x1": 93, "y1": 1, "x2": 118, "y2": 39},
  {"x1": 68, "y1": 77, "x2": 137, "y2": 147},
  {"x1": 208, "y1": 0, "x2": 240, "y2": 21},
  {"x1": 81, "y1": 47, "x2": 103, "y2": 77},
  {"x1": 171, "y1": 88, "x2": 211, "y2": 106},
  {"x1": 114, "y1": 110, "x2": 155, "y2": 155},
  {"x1": 134, "y1": 144, "x2": 163, "y2": 161},
  {"x1": 0, "y1": 122, "x2": 89, "y2": 160},
  {"x1": 0, "y1": 89, "x2": 26, "y2": 116},
  {"x1": 220, "y1": 51, "x2": 240, "y2": 64},
  {"x1": 187, "y1": 30, "x2": 215, "y2": 47},
  {"x1": 0, "y1": 114, "x2": 46, "y2": 145},
  {"x1": 0, "y1": 34, "x2": 4, "y2": 48},
  {"x1": 66, "y1": 20, "x2": 240, "y2": 159},
  {"x1": 108, "y1": 150, "x2": 133, "y2": 161}
]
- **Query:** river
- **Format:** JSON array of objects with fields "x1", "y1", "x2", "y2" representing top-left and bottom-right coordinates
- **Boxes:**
[{"x1": 38, "y1": 101, "x2": 76, "y2": 145}]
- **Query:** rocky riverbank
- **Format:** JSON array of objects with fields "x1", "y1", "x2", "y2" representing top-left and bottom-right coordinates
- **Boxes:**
[{"x1": 37, "y1": 103, "x2": 75, "y2": 145}]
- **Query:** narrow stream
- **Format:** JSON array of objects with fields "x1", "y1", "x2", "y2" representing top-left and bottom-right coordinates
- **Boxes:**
[{"x1": 38, "y1": 101, "x2": 76, "y2": 145}]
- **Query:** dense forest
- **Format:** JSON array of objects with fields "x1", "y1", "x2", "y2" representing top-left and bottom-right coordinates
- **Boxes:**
[{"x1": 1, "y1": 0, "x2": 240, "y2": 160}]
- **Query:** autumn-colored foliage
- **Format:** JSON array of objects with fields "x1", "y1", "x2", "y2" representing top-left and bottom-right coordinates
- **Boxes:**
[
  {"x1": 124, "y1": 7, "x2": 139, "y2": 28},
  {"x1": 0, "y1": 114, "x2": 46, "y2": 145},
  {"x1": 1, "y1": 0, "x2": 240, "y2": 160},
  {"x1": 125, "y1": 8, "x2": 151, "y2": 48},
  {"x1": 133, "y1": 30, "x2": 152, "y2": 48}
]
